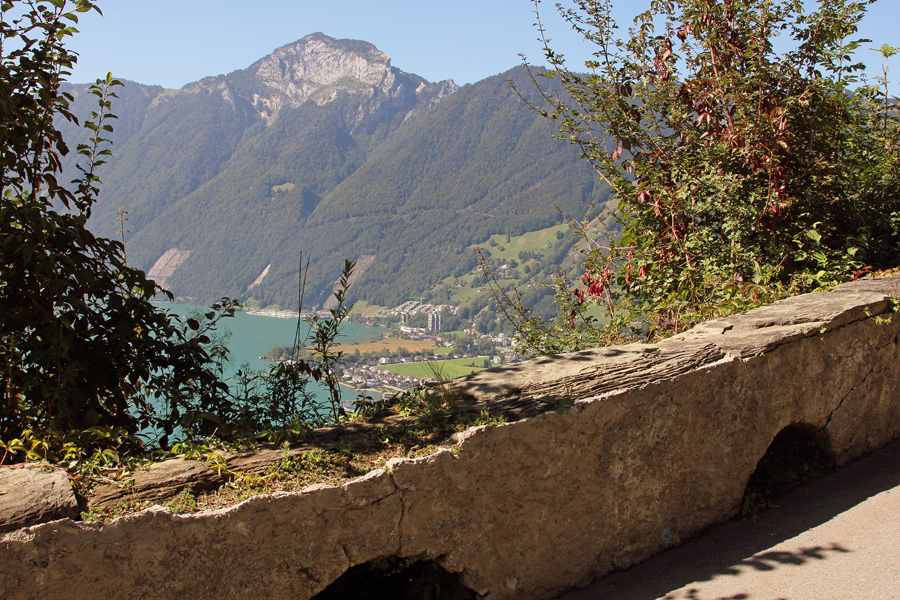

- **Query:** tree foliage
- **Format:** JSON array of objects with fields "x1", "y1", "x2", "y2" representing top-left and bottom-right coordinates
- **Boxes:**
[
  {"x1": 0, "y1": 1, "x2": 359, "y2": 465},
  {"x1": 0, "y1": 0, "x2": 242, "y2": 461},
  {"x1": 523, "y1": 0, "x2": 900, "y2": 339}
]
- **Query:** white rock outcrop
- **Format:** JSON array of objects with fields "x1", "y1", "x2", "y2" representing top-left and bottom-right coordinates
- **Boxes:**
[
  {"x1": 220, "y1": 32, "x2": 458, "y2": 126},
  {"x1": 146, "y1": 248, "x2": 190, "y2": 291}
]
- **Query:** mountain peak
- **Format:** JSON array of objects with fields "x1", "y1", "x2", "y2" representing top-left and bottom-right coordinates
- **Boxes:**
[
  {"x1": 260, "y1": 33, "x2": 393, "y2": 91},
  {"x1": 238, "y1": 33, "x2": 405, "y2": 122},
  {"x1": 188, "y1": 33, "x2": 457, "y2": 128},
  {"x1": 286, "y1": 33, "x2": 391, "y2": 65}
]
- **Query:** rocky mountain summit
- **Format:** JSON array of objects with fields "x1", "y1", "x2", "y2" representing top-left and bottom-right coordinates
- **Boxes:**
[{"x1": 192, "y1": 32, "x2": 458, "y2": 127}]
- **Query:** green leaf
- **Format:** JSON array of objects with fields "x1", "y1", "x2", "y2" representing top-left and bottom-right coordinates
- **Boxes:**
[{"x1": 21, "y1": 244, "x2": 34, "y2": 264}]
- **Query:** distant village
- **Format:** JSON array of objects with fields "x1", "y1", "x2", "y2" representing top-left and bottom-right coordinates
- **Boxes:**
[
  {"x1": 260, "y1": 299, "x2": 526, "y2": 400},
  {"x1": 342, "y1": 299, "x2": 524, "y2": 399}
]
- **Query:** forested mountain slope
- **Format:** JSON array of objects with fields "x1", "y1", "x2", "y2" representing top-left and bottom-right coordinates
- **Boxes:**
[
  {"x1": 299, "y1": 67, "x2": 609, "y2": 307},
  {"x1": 60, "y1": 34, "x2": 606, "y2": 308}
]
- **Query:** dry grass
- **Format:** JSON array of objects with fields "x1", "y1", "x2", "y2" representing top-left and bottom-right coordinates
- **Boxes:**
[
  {"x1": 81, "y1": 404, "x2": 511, "y2": 521},
  {"x1": 188, "y1": 441, "x2": 452, "y2": 513},
  {"x1": 181, "y1": 422, "x2": 451, "y2": 513},
  {"x1": 335, "y1": 337, "x2": 437, "y2": 354}
]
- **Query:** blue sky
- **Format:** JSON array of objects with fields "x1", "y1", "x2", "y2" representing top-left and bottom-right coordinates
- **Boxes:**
[{"x1": 67, "y1": 0, "x2": 900, "y2": 94}]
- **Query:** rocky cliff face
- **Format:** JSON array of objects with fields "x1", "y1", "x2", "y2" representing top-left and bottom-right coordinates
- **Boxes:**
[{"x1": 196, "y1": 32, "x2": 458, "y2": 127}]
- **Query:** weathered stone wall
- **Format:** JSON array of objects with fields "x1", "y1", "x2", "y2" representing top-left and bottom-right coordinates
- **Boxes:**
[{"x1": 1, "y1": 277, "x2": 898, "y2": 599}]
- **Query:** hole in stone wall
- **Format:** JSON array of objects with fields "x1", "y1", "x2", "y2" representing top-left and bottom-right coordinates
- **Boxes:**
[
  {"x1": 313, "y1": 556, "x2": 476, "y2": 600},
  {"x1": 740, "y1": 424, "x2": 837, "y2": 520}
]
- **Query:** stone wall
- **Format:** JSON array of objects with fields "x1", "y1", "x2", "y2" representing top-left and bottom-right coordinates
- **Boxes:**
[{"x1": 1, "y1": 276, "x2": 898, "y2": 599}]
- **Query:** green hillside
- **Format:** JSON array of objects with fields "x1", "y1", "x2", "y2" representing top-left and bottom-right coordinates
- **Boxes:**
[
  {"x1": 63, "y1": 36, "x2": 609, "y2": 310},
  {"x1": 300, "y1": 67, "x2": 609, "y2": 307}
]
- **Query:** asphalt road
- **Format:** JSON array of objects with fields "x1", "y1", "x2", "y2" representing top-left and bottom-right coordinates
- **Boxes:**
[{"x1": 555, "y1": 439, "x2": 900, "y2": 600}]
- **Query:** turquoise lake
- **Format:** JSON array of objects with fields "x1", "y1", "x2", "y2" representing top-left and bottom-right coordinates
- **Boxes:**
[
  {"x1": 153, "y1": 302, "x2": 386, "y2": 378},
  {"x1": 138, "y1": 303, "x2": 387, "y2": 438}
]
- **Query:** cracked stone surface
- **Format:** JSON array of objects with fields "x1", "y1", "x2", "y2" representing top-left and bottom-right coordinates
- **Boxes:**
[
  {"x1": 0, "y1": 465, "x2": 79, "y2": 533},
  {"x1": 89, "y1": 410, "x2": 419, "y2": 510},
  {"x1": 1, "y1": 276, "x2": 898, "y2": 600},
  {"x1": 90, "y1": 457, "x2": 224, "y2": 508}
]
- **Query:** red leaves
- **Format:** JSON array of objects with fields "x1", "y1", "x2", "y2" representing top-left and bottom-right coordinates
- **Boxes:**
[
  {"x1": 851, "y1": 266, "x2": 873, "y2": 280},
  {"x1": 581, "y1": 271, "x2": 605, "y2": 298},
  {"x1": 570, "y1": 288, "x2": 586, "y2": 329},
  {"x1": 581, "y1": 264, "x2": 613, "y2": 300},
  {"x1": 776, "y1": 115, "x2": 788, "y2": 134},
  {"x1": 610, "y1": 145, "x2": 623, "y2": 162},
  {"x1": 654, "y1": 37, "x2": 674, "y2": 82}
]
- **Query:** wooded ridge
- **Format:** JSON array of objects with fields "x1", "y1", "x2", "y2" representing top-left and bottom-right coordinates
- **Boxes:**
[{"x1": 58, "y1": 33, "x2": 607, "y2": 309}]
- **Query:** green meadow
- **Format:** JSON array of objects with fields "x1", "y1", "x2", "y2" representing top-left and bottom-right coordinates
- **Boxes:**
[{"x1": 378, "y1": 357, "x2": 493, "y2": 380}]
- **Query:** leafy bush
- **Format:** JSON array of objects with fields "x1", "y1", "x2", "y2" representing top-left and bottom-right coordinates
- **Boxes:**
[
  {"x1": 0, "y1": 0, "x2": 230, "y2": 460},
  {"x1": 515, "y1": 0, "x2": 900, "y2": 343},
  {"x1": 0, "y1": 1, "x2": 356, "y2": 467}
]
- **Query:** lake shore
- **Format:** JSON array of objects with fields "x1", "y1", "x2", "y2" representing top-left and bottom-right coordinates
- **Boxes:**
[{"x1": 245, "y1": 308, "x2": 316, "y2": 319}]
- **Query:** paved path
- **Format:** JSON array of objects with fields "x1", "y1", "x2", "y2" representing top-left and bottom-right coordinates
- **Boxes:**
[{"x1": 556, "y1": 440, "x2": 900, "y2": 600}]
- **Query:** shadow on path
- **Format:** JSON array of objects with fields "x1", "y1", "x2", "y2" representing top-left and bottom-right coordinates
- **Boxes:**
[{"x1": 556, "y1": 439, "x2": 900, "y2": 600}]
